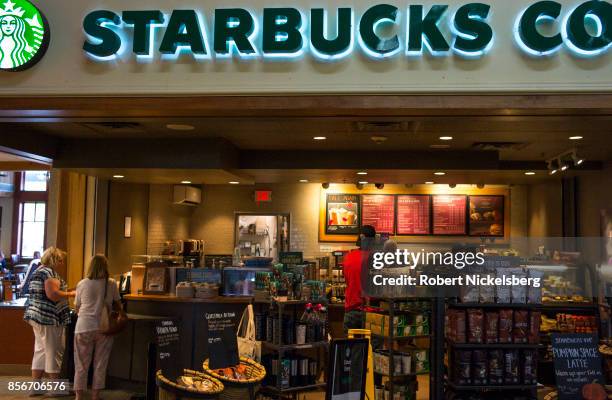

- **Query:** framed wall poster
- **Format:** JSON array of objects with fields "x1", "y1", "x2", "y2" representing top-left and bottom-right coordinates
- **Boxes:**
[
  {"x1": 396, "y1": 195, "x2": 432, "y2": 236},
  {"x1": 468, "y1": 195, "x2": 505, "y2": 237},
  {"x1": 361, "y1": 194, "x2": 395, "y2": 234},
  {"x1": 325, "y1": 194, "x2": 360, "y2": 235},
  {"x1": 144, "y1": 262, "x2": 169, "y2": 294},
  {"x1": 432, "y1": 195, "x2": 467, "y2": 235}
]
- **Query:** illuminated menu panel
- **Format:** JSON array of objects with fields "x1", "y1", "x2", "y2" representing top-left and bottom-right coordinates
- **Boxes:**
[
  {"x1": 469, "y1": 195, "x2": 505, "y2": 236},
  {"x1": 397, "y1": 195, "x2": 431, "y2": 235},
  {"x1": 361, "y1": 195, "x2": 395, "y2": 234},
  {"x1": 432, "y1": 195, "x2": 467, "y2": 235},
  {"x1": 326, "y1": 194, "x2": 360, "y2": 235}
]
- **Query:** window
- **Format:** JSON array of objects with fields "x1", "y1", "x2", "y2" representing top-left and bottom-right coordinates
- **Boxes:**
[
  {"x1": 22, "y1": 171, "x2": 49, "y2": 192},
  {"x1": 11, "y1": 171, "x2": 49, "y2": 259},
  {"x1": 18, "y1": 202, "x2": 46, "y2": 258}
]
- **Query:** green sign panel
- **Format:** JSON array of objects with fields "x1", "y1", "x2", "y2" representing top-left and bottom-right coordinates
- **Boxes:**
[{"x1": 0, "y1": 0, "x2": 49, "y2": 71}]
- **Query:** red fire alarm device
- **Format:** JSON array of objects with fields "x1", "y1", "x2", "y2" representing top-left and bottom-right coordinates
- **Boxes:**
[{"x1": 254, "y1": 190, "x2": 272, "y2": 203}]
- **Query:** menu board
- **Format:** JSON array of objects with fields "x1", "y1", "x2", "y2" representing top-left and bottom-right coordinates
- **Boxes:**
[
  {"x1": 397, "y1": 195, "x2": 431, "y2": 235},
  {"x1": 155, "y1": 319, "x2": 181, "y2": 381},
  {"x1": 361, "y1": 195, "x2": 395, "y2": 234},
  {"x1": 551, "y1": 333, "x2": 604, "y2": 400},
  {"x1": 204, "y1": 310, "x2": 240, "y2": 369},
  {"x1": 432, "y1": 195, "x2": 467, "y2": 235},
  {"x1": 469, "y1": 195, "x2": 504, "y2": 237},
  {"x1": 326, "y1": 194, "x2": 360, "y2": 235}
]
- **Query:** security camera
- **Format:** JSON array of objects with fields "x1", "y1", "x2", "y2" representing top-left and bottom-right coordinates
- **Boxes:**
[
  {"x1": 356, "y1": 183, "x2": 364, "y2": 190},
  {"x1": 375, "y1": 183, "x2": 385, "y2": 190},
  {"x1": 476, "y1": 183, "x2": 485, "y2": 189},
  {"x1": 449, "y1": 183, "x2": 457, "y2": 188},
  {"x1": 322, "y1": 182, "x2": 330, "y2": 189}
]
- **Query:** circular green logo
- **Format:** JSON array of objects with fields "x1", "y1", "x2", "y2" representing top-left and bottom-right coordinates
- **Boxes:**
[{"x1": 0, "y1": 0, "x2": 49, "y2": 71}]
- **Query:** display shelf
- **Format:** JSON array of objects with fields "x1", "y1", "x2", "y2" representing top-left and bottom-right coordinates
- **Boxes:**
[
  {"x1": 537, "y1": 302, "x2": 598, "y2": 313},
  {"x1": 446, "y1": 382, "x2": 537, "y2": 391},
  {"x1": 448, "y1": 302, "x2": 539, "y2": 309},
  {"x1": 262, "y1": 341, "x2": 329, "y2": 351},
  {"x1": 373, "y1": 371, "x2": 417, "y2": 379},
  {"x1": 254, "y1": 298, "x2": 329, "y2": 399},
  {"x1": 371, "y1": 333, "x2": 431, "y2": 341},
  {"x1": 368, "y1": 296, "x2": 431, "y2": 302},
  {"x1": 260, "y1": 382, "x2": 326, "y2": 394},
  {"x1": 366, "y1": 308, "x2": 431, "y2": 315},
  {"x1": 446, "y1": 340, "x2": 541, "y2": 349},
  {"x1": 367, "y1": 296, "x2": 436, "y2": 399}
]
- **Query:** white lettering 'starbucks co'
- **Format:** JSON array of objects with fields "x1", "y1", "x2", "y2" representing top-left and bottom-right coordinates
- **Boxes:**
[
  {"x1": 0, "y1": 0, "x2": 610, "y2": 95},
  {"x1": 0, "y1": 0, "x2": 49, "y2": 71}
]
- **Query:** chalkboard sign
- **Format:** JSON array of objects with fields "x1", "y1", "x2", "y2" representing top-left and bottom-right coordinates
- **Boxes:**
[
  {"x1": 279, "y1": 251, "x2": 303, "y2": 266},
  {"x1": 155, "y1": 319, "x2": 182, "y2": 381},
  {"x1": 204, "y1": 311, "x2": 240, "y2": 369},
  {"x1": 552, "y1": 333, "x2": 604, "y2": 400},
  {"x1": 326, "y1": 339, "x2": 369, "y2": 400}
]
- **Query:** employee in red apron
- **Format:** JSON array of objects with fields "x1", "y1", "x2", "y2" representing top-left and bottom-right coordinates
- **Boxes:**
[{"x1": 342, "y1": 225, "x2": 376, "y2": 333}]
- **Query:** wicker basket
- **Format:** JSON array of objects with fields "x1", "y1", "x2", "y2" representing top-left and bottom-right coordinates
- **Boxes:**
[
  {"x1": 202, "y1": 357, "x2": 265, "y2": 400},
  {"x1": 157, "y1": 369, "x2": 224, "y2": 400}
]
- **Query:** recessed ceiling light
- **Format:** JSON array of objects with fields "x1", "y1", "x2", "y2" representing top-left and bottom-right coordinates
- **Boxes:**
[
  {"x1": 112, "y1": 175, "x2": 125, "y2": 179},
  {"x1": 181, "y1": 180, "x2": 192, "y2": 184},
  {"x1": 425, "y1": 181, "x2": 435, "y2": 185},
  {"x1": 166, "y1": 124, "x2": 195, "y2": 131},
  {"x1": 299, "y1": 179, "x2": 309, "y2": 183},
  {"x1": 430, "y1": 144, "x2": 451, "y2": 149},
  {"x1": 434, "y1": 172, "x2": 446, "y2": 176},
  {"x1": 358, "y1": 181, "x2": 369, "y2": 185},
  {"x1": 524, "y1": 172, "x2": 536, "y2": 176},
  {"x1": 569, "y1": 136, "x2": 583, "y2": 140},
  {"x1": 439, "y1": 136, "x2": 453, "y2": 141},
  {"x1": 313, "y1": 136, "x2": 327, "y2": 140},
  {"x1": 357, "y1": 171, "x2": 368, "y2": 175},
  {"x1": 229, "y1": 181, "x2": 240, "y2": 185}
]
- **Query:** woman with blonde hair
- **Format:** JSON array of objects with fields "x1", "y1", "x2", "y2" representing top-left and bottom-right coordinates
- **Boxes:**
[
  {"x1": 73, "y1": 255, "x2": 121, "y2": 400},
  {"x1": 23, "y1": 246, "x2": 74, "y2": 389}
]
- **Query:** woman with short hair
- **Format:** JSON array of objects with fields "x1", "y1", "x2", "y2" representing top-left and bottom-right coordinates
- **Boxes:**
[
  {"x1": 23, "y1": 246, "x2": 74, "y2": 386},
  {"x1": 74, "y1": 255, "x2": 121, "y2": 400}
]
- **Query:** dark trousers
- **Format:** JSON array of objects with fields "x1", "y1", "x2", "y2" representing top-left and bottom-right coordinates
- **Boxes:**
[{"x1": 343, "y1": 310, "x2": 364, "y2": 334}]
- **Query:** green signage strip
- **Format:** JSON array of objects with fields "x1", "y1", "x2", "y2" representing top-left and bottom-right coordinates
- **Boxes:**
[
  {"x1": 0, "y1": 0, "x2": 49, "y2": 71},
  {"x1": 78, "y1": 1, "x2": 610, "y2": 61}
]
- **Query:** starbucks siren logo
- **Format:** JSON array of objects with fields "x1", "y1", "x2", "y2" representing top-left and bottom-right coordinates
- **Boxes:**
[{"x1": 0, "y1": 0, "x2": 49, "y2": 71}]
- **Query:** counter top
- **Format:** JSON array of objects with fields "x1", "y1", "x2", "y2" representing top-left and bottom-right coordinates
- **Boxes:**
[
  {"x1": 0, "y1": 298, "x2": 27, "y2": 309},
  {"x1": 124, "y1": 294, "x2": 253, "y2": 304}
]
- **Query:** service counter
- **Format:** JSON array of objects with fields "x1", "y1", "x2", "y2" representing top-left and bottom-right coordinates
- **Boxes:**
[
  {"x1": 108, "y1": 294, "x2": 251, "y2": 387},
  {"x1": 0, "y1": 298, "x2": 35, "y2": 370}
]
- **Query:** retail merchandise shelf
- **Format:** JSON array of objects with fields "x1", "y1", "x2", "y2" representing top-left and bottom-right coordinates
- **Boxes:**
[
  {"x1": 371, "y1": 333, "x2": 431, "y2": 341},
  {"x1": 446, "y1": 382, "x2": 537, "y2": 391},
  {"x1": 448, "y1": 302, "x2": 540, "y2": 309},
  {"x1": 537, "y1": 302, "x2": 598, "y2": 312},
  {"x1": 368, "y1": 297, "x2": 431, "y2": 303},
  {"x1": 260, "y1": 382, "x2": 327, "y2": 394},
  {"x1": 373, "y1": 371, "x2": 417, "y2": 379},
  {"x1": 446, "y1": 341, "x2": 542, "y2": 349},
  {"x1": 367, "y1": 308, "x2": 431, "y2": 315},
  {"x1": 262, "y1": 341, "x2": 329, "y2": 351}
]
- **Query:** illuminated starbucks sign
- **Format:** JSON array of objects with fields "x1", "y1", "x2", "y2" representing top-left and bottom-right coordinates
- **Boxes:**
[
  {"x1": 82, "y1": 1, "x2": 611, "y2": 62},
  {"x1": 0, "y1": 0, "x2": 49, "y2": 71}
]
